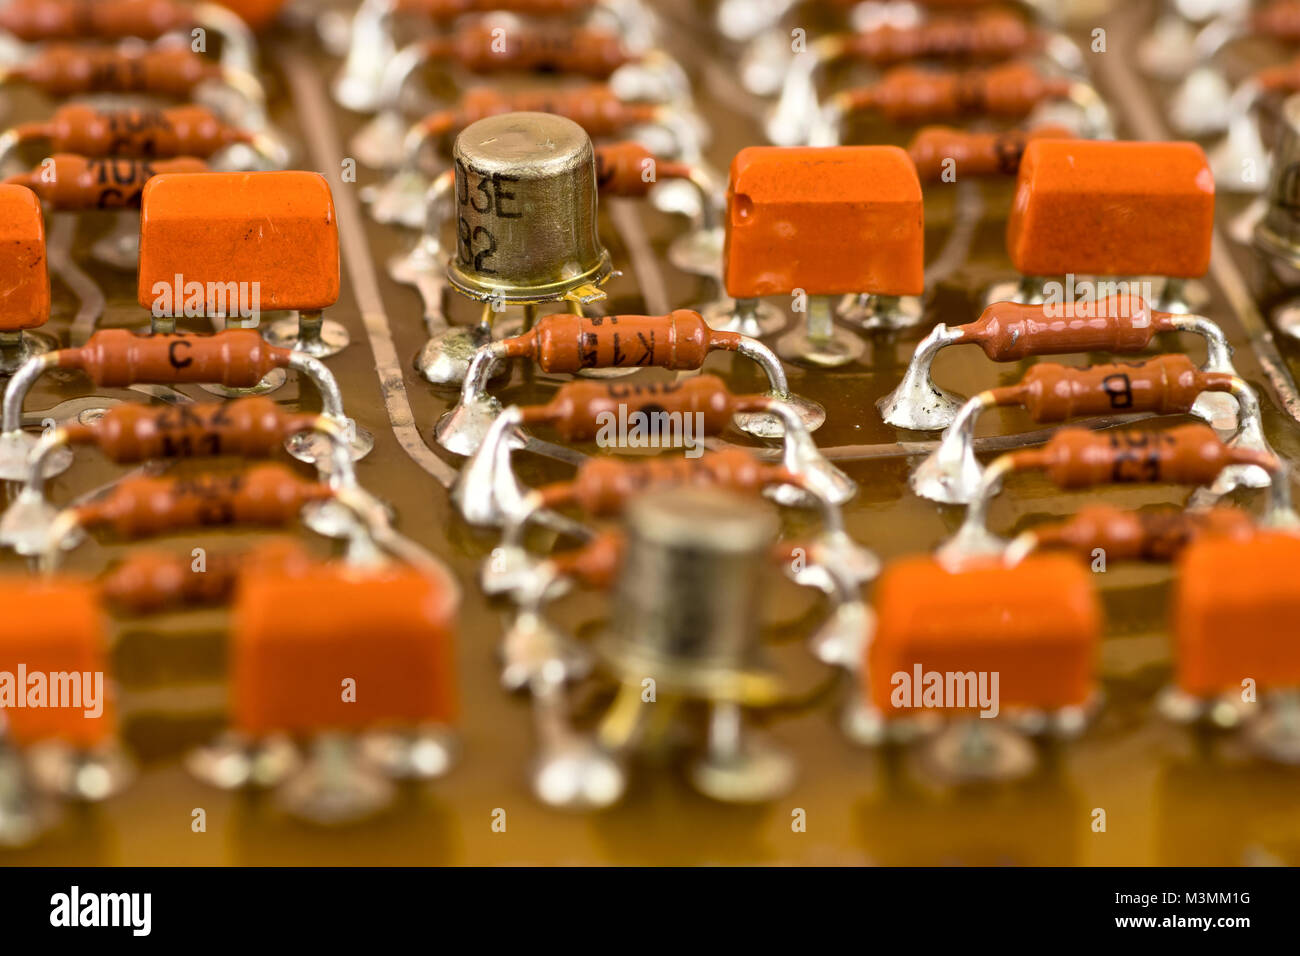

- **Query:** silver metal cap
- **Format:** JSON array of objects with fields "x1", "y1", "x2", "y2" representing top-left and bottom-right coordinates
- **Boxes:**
[
  {"x1": 602, "y1": 486, "x2": 779, "y2": 702},
  {"x1": 1256, "y1": 94, "x2": 1300, "y2": 266},
  {"x1": 447, "y1": 112, "x2": 613, "y2": 305}
]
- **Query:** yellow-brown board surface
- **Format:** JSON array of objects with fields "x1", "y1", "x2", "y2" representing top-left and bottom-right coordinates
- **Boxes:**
[{"x1": 5, "y1": 0, "x2": 1300, "y2": 865}]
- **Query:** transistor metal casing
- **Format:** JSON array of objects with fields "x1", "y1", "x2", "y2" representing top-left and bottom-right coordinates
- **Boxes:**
[
  {"x1": 447, "y1": 112, "x2": 613, "y2": 304},
  {"x1": 601, "y1": 487, "x2": 780, "y2": 702},
  {"x1": 868, "y1": 555, "x2": 1100, "y2": 716},
  {"x1": 231, "y1": 564, "x2": 459, "y2": 735},
  {"x1": 0, "y1": 184, "x2": 50, "y2": 332},
  {"x1": 1255, "y1": 95, "x2": 1300, "y2": 270},
  {"x1": 723, "y1": 145, "x2": 924, "y2": 298},
  {"x1": 1006, "y1": 140, "x2": 1215, "y2": 278},
  {"x1": 137, "y1": 171, "x2": 340, "y2": 314},
  {"x1": 1173, "y1": 532, "x2": 1300, "y2": 697}
]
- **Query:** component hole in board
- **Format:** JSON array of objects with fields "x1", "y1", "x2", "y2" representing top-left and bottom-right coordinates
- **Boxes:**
[{"x1": 733, "y1": 193, "x2": 753, "y2": 221}]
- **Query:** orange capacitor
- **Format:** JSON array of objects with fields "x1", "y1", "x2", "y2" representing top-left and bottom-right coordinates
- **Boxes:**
[
  {"x1": 1007, "y1": 140, "x2": 1215, "y2": 278},
  {"x1": 1008, "y1": 424, "x2": 1271, "y2": 489},
  {"x1": 1174, "y1": 532, "x2": 1300, "y2": 696},
  {"x1": 57, "y1": 329, "x2": 289, "y2": 388},
  {"x1": 595, "y1": 142, "x2": 691, "y2": 198},
  {"x1": 518, "y1": 375, "x2": 754, "y2": 441},
  {"x1": 7, "y1": 155, "x2": 207, "y2": 210},
  {"x1": 723, "y1": 145, "x2": 924, "y2": 298},
  {"x1": 988, "y1": 355, "x2": 1229, "y2": 422},
  {"x1": 1031, "y1": 505, "x2": 1256, "y2": 564},
  {"x1": 61, "y1": 397, "x2": 319, "y2": 462},
  {"x1": 10, "y1": 105, "x2": 252, "y2": 159},
  {"x1": 72, "y1": 464, "x2": 332, "y2": 538},
  {"x1": 868, "y1": 554, "x2": 1100, "y2": 715},
  {"x1": 231, "y1": 562, "x2": 458, "y2": 735},
  {"x1": 0, "y1": 0, "x2": 192, "y2": 41},
  {"x1": 138, "y1": 171, "x2": 340, "y2": 312},
  {"x1": 907, "y1": 124, "x2": 1073, "y2": 182},
  {"x1": 0, "y1": 577, "x2": 113, "y2": 747},
  {"x1": 0, "y1": 184, "x2": 50, "y2": 333},
  {"x1": 9, "y1": 45, "x2": 225, "y2": 97}
]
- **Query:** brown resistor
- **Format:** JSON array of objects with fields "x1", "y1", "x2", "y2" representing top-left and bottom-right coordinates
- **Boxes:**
[
  {"x1": 956, "y1": 296, "x2": 1179, "y2": 361},
  {"x1": 99, "y1": 539, "x2": 310, "y2": 614},
  {"x1": 907, "y1": 123, "x2": 1073, "y2": 181},
  {"x1": 9, "y1": 105, "x2": 252, "y2": 160},
  {"x1": 827, "y1": 0, "x2": 998, "y2": 7},
  {"x1": 425, "y1": 23, "x2": 634, "y2": 77},
  {"x1": 6, "y1": 154, "x2": 207, "y2": 209},
  {"x1": 6, "y1": 45, "x2": 225, "y2": 98},
  {"x1": 1254, "y1": 0, "x2": 1300, "y2": 41},
  {"x1": 594, "y1": 142, "x2": 691, "y2": 198},
  {"x1": 500, "y1": 310, "x2": 740, "y2": 374},
  {"x1": 1254, "y1": 55, "x2": 1300, "y2": 94},
  {"x1": 57, "y1": 330, "x2": 291, "y2": 389},
  {"x1": 72, "y1": 464, "x2": 333, "y2": 539},
  {"x1": 1029, "y1": 505, "x2": 1257, "y2": 564},
  {"x1": 987, "y1": 355, "x2": 1233, "y2": 423},
  {"x1": 840, "y1": 63, "x2": 1070, "y2": 123},
  {"x1": 0, "y1": 0, "x2": 192, "y2": 41},
  {"x1": 548, "y1": 531, "x2": 625, "y2": 591},
  {"x1": 61, "y1": 397, "x2": 320, "y2": 463},
  {"x1": 394, "y1": 0, "x2": 595, "y2": 19},
  {"x1": 538, "y1": 448, "x2": 790, "y2": 517},
  {"x1": 419, "y1": 86, "x2": 659, "y2": 140},
  {"x1": 1007, "y1": 424, "x2": 1275, "y2": 490},
  {"x1": 846, "y1": 9, "x2": 1036, "y2": 65},
  {"x1": 517, "y1": 375, "x2": 762, "y2": 442}
]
